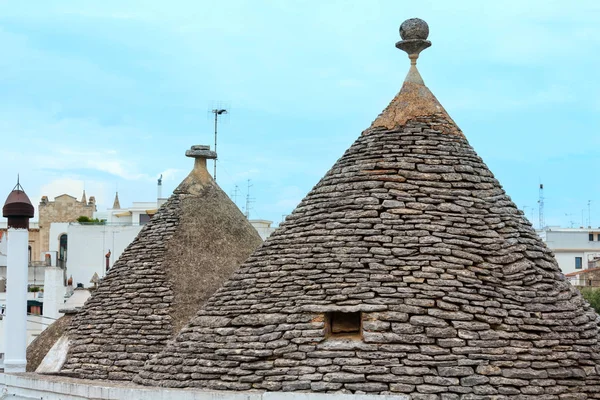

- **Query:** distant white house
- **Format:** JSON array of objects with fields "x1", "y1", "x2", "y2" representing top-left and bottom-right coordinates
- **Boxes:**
[
  {"x1": 538, "y1": 227, "x2": 600, "y2": 275},
  {"x1": 249, "y1": 219, "x2": 276, "y2": 241},
  {"x1": 66, "y1": 223, "x2": 142, "y2": 287}
]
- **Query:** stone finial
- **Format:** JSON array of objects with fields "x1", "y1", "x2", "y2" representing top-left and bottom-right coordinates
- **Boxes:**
[
  {"x1": 396, "y1": 18, "x2": 431, "y2": 65},
  {"x1": 185, "y1": 145, "x2": 217, "y2": 160}
]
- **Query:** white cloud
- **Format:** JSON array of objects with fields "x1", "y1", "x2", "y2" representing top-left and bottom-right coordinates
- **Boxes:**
[{"x1": 158, "y1": 168, "x2": 182, "y2": 182}]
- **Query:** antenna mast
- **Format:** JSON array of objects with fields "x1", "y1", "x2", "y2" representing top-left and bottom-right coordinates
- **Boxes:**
[
  {"x1": 588, "y1": 200, "x2": 592, "y2": 227},
  {"x1": 244, "y1": 179, "x2": 255, "y2": 219},
  {"x1": 538, "y1": 183, "x2": 545, "y2": 230},
  {"x1": 211, "y1": 108, "x2": 228, "y2": 182},
  {"x1": 231, "y1": 185, "x2": 240, "y2": 207}
]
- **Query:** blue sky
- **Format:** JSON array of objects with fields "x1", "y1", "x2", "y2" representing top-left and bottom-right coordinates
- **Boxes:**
[{"x1": 0, "y1": 0, "x2": 599, "y2": 228}]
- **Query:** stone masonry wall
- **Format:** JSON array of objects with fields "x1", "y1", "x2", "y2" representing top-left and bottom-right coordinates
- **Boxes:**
[
  {"x1": 138, "y1": 116, "x2": 600, "y2": 399},
  {"x1": 38, "y1": 195, "x2": 95, "y2": 258}
]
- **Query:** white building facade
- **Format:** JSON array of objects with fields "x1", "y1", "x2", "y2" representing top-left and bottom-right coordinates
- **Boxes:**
[
  {"x1": 538, "y1": 227, "x2": 600, "y2": 275},
  {"x1": 66, "y1": 224, "x2": 142, "y2": 287}
]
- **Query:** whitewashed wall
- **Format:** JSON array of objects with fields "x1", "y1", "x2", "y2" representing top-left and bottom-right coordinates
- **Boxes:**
[
  {"x1": 66, "y1": 224, "x2": 142, "y2": 287},
  {"x1": 49, "y1": 223, "x2": 69, "y2": 254}
]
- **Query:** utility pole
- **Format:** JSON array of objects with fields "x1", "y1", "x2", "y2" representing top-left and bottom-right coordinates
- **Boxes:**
[
  {"x1": 211, "y1": 108, "x2": 227, "y2": 182},
  {"x1": 538, "y1": 183, "x2": 545, "y2": 230}
]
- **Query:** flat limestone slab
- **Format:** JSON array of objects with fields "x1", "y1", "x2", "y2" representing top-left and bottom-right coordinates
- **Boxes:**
[
  {"x1": 36, "y1": 335, "x2": 70, "y2": 374},
  {"x1": 2, "y1": 373, "x2": 410, "y2": 400}
]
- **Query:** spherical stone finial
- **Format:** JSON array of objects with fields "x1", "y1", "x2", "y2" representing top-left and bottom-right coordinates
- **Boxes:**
[
  {"x1": 399, "y1": 18, "x2": 429, "y2": 40},
  {"x1": 396, "y1": 18, "x2": 431, "y2": 65}
]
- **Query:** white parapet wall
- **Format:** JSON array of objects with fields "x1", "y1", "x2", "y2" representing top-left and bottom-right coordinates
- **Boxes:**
[
  {"x1": 0, "y1": 373, "x2": 410, "y2": 400},
  {"x1": 42, "y1": 267, "x2": 66, "y2": 321}
]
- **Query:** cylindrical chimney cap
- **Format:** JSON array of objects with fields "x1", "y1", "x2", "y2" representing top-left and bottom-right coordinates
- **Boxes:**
[{"x1": 3, "y1": 185, "x2": 34, "y2": 219}]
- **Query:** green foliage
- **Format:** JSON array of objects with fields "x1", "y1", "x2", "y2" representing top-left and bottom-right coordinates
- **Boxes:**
[
  {"x1": 28, "y1": 286, "x2": 41, "y2": 292},
  {"x1": 77, "y1": 216, "x2": 106, "y2": 224},
  {"x1": 578, "y1": 287, "x2": 600, "y2": 314}
]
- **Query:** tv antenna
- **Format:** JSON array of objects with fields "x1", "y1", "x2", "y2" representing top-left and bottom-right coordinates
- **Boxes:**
[
  {"x1": 565, "y1": 213, "x2": 575, "y2": 228},
  {"x1": 230, "y1": 185, "x2": 240, "y2": 207},
  {"x1": 211, "y1": 108, "x2": 228, "y2": 181},
  {"x1": 244, "y1": 179, "x2": 255, "y2": 219}
]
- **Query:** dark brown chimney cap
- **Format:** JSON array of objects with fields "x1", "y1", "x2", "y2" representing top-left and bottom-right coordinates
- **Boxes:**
[{"x1": 3, "y1": 179, "x2": 34, "y2": 219}]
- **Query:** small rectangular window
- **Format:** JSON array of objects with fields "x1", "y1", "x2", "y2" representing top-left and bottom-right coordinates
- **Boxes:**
[
  {"x1": 326, "y1": 312, "x2": 361, "y2": 338},
  {"x1": 597, "y1": 234, "x2": 600, "y2": 241},
  {"x1": 590, "y1": 233, "x2": 594, "y2": 241},
  {"x1": 576, "y1": 257, "x2": 583, "y2": 269}
]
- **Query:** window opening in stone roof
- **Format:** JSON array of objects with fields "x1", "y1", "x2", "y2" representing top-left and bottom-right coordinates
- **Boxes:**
[{"x1": 326, "y1": 312, "x2": 362, "y2": 339}]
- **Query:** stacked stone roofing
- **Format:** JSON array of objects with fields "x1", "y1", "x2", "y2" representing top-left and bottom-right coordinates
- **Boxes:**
[
  {"x1": 61, "y1": 145, "x2": 263, "y2": 380},
  {"x1": 137, "y1": 21, "x2": 600, "y2": 399}
]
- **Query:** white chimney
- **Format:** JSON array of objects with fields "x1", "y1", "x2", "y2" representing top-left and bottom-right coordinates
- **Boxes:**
[{"x1": 3, "y1": 180, "x2": 34, "y2": 373}]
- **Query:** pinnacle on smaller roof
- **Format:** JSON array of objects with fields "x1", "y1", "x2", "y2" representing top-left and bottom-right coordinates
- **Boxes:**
[
  {"x1": 186, "y1": 144, "x2": 217, "y2": 171},
  {"x1": 81, "y1": 190, "x2": 87, "y2": 205},
  {"x1": 184, "y1": 145, "x2": 217, "y2": 182},
  {"x1": 185, "y1": 144, "x2": 217, "y2": 160}
]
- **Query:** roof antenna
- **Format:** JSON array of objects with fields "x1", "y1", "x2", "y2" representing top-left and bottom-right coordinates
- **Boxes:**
[{"x1": 212, "y1": 108, "x2": 228, "y2": 182}]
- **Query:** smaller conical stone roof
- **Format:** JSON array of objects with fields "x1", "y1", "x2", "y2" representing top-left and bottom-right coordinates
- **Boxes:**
[
  {"x1": 136, "y1": 19, "x2": 600, "y2": 398},
  {"x1": 61, "y1": 145, "x2": 263, "y2": 380}
]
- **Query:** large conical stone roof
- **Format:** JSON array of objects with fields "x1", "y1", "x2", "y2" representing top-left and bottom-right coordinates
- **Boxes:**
[
  {"x1": 136, "y1": 20, "x2": 600, "y2": 397},
  {"x1": 61, "y1": 145, "x2": 263, "y2": 380}
]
